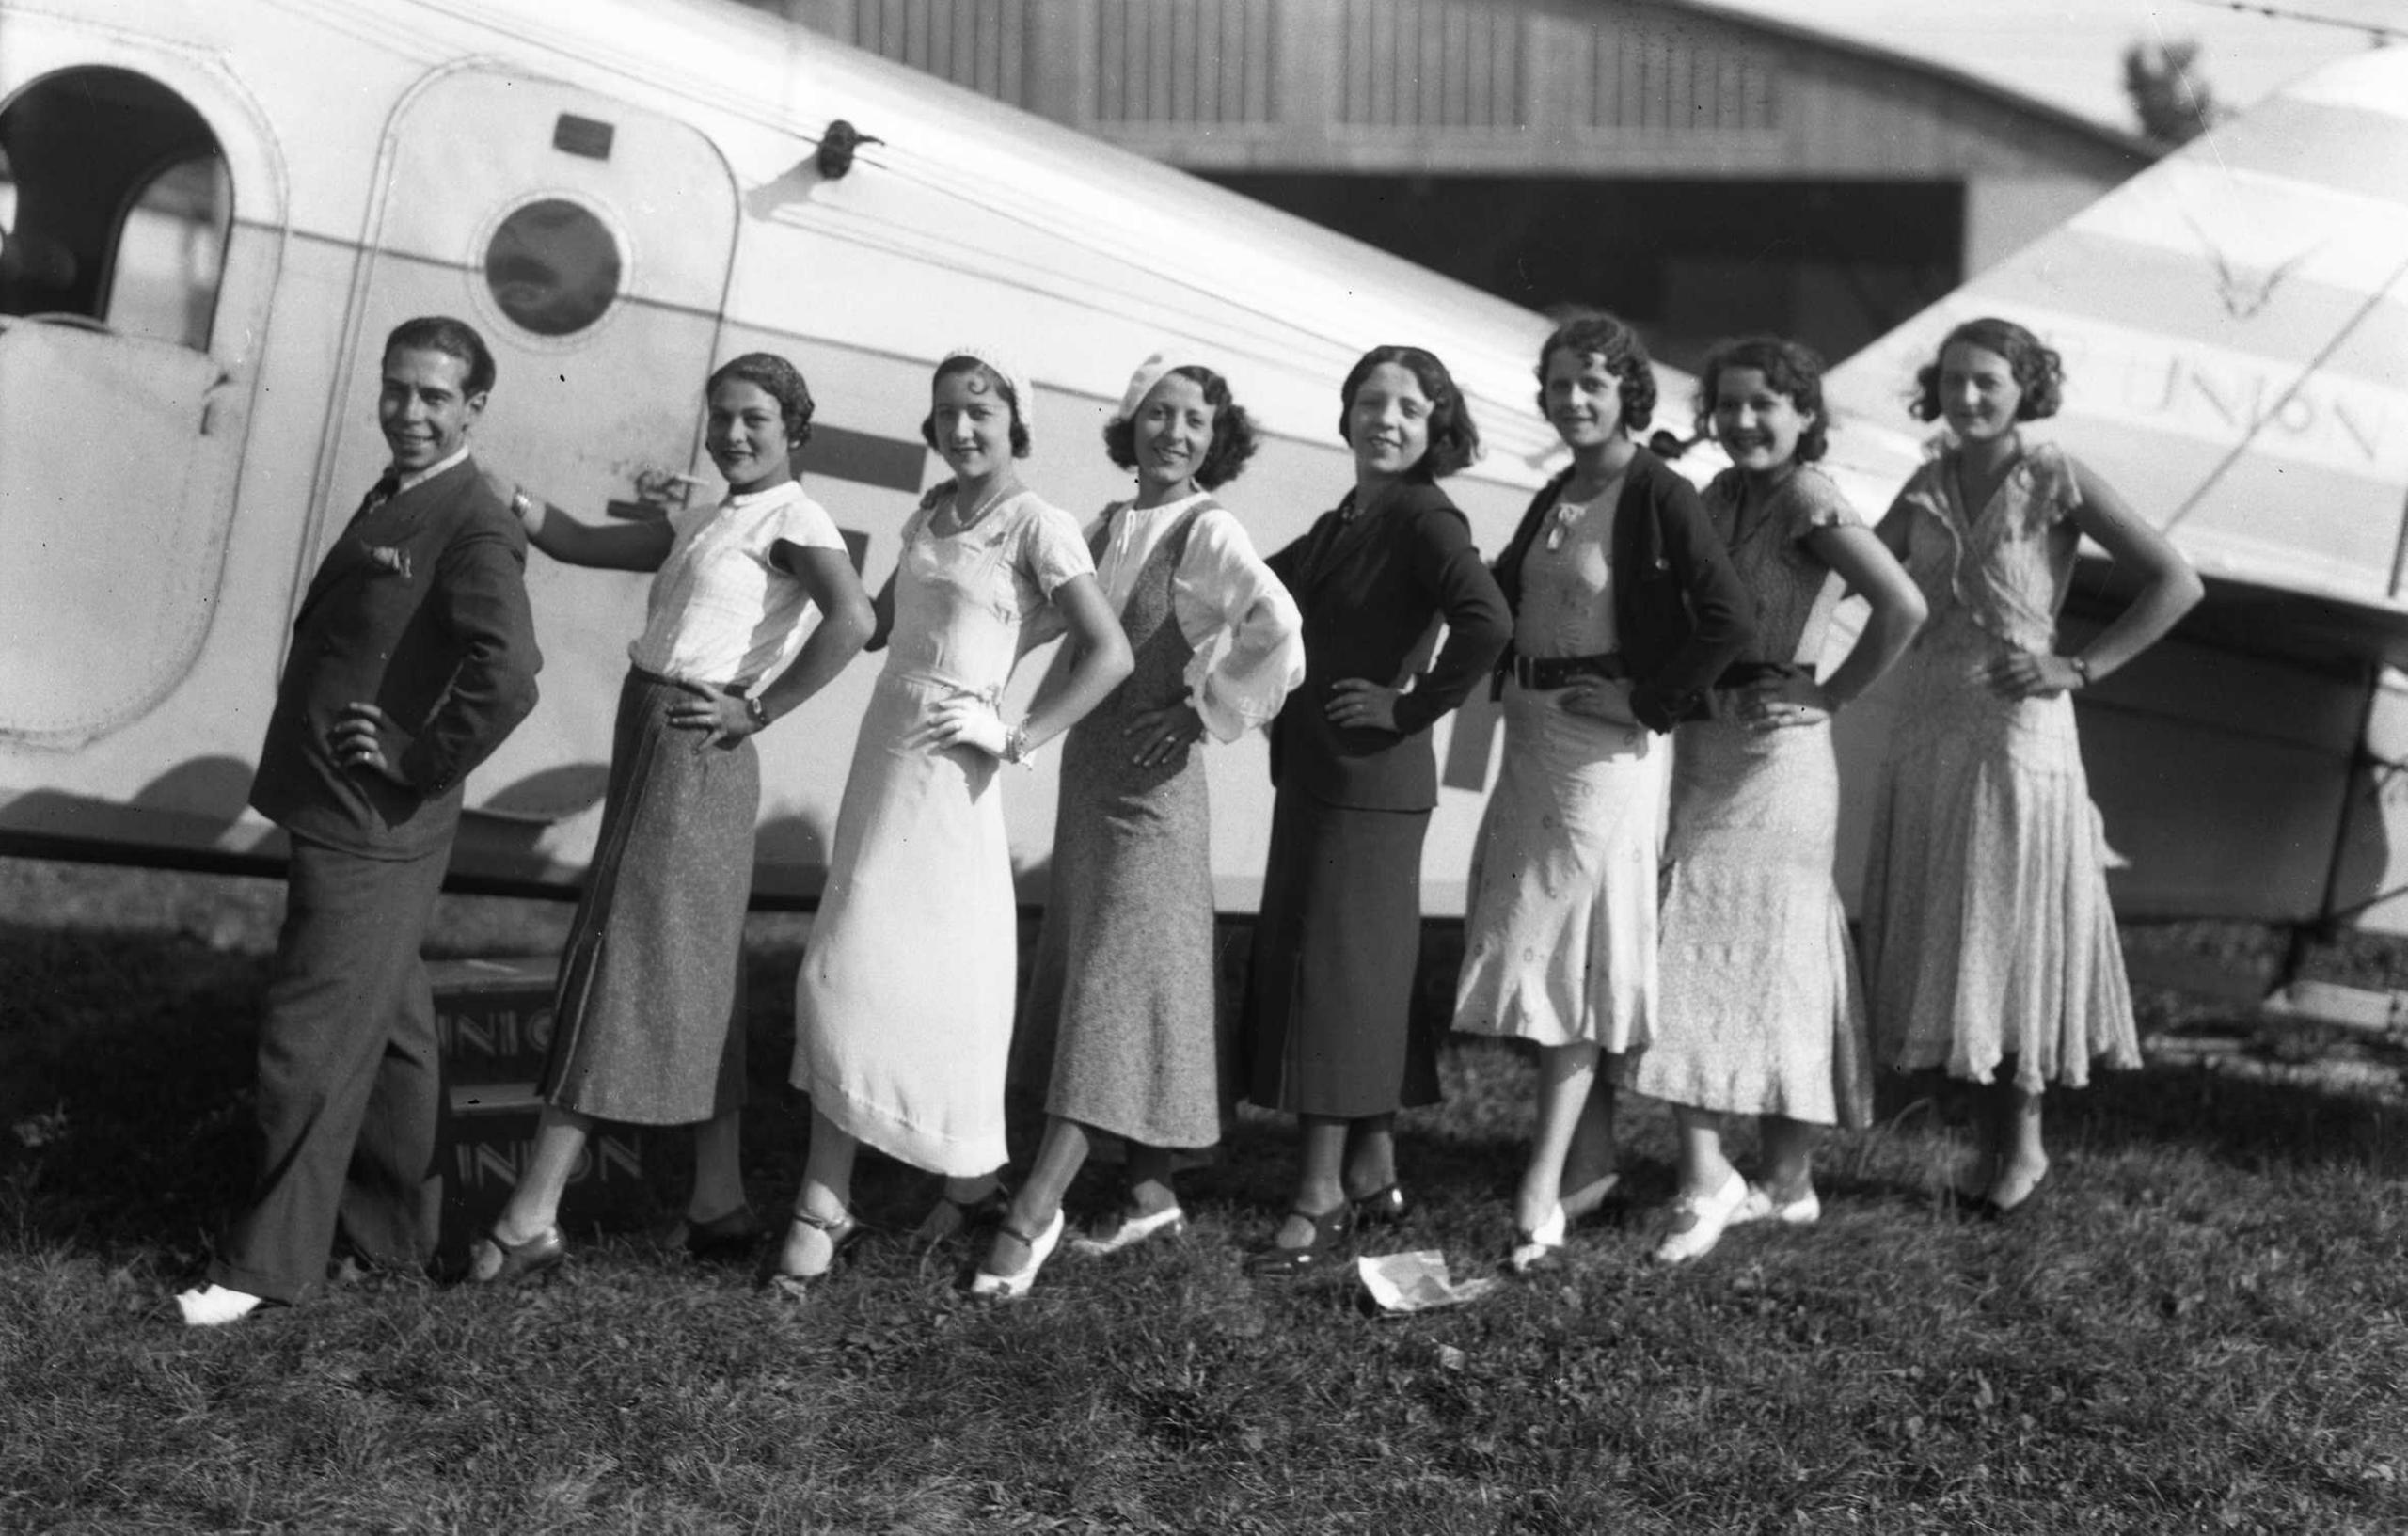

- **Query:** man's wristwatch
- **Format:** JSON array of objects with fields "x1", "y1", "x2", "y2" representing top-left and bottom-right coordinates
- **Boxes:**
[{"x1": 743, "y1": 696, "x2": 771, "y2": 731}]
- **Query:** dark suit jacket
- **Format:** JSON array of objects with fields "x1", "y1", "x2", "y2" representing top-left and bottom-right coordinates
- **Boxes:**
[
  {"x1": 250, "y1": 455, "x2": 543, "y2": 861},
  {"x1": 1492, "y1": 449, "x2": 1753, "y2": 732},
  {"x1": 1265, "y1": 480, "x2": 1512, "y2": 812}
]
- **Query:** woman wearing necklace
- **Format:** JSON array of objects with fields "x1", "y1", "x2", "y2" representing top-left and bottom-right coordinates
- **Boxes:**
[
  {"x1": 779, "y1": 348, "x2": 1133, "y2": 1294},
  {"x1": 1452, "y1": 310, "x2": 1752, "y2": 1273},
  {"x1": 1240, "y1": 344, "x2": 1512, "y2": 1275},
  {"x1": 1627, "y1": 336, "x2": 1925, "y2": 1265},
  {"x1": 975, "y1": 355, "x2": 1303, "y2": 1298},
  {"x1": 1862, "y1": 317, "x2": 2198, "y2": 1218}
]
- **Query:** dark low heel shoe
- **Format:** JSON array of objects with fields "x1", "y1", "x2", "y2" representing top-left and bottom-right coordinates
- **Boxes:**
[
  {"x1": 668, "y1": 1205, "x2": 767, "y2": 1262},
  {"x1": 1350, "y1": 1183, "x2": 1412, "y2": 1227},
  {"x1": 1246, "y1": 1203, "x2": 1354, "y2": 1277},
  {"x1": 467, "y1": 1225, "x2": 567, "y2": 1286}
]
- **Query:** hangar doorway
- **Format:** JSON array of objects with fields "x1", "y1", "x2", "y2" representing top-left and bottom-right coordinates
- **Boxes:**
[{"x1": 1208, "y1": 174, "x2": 1964, "y2": 377}]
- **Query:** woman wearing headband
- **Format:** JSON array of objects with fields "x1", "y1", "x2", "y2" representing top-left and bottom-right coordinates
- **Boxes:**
[
  {"x1": 778, "y1": 347, "x2": 1133, "y2": 1295},
  {"x1": 976, "y1": 356, "x2": 1303, "y2": 1298}
]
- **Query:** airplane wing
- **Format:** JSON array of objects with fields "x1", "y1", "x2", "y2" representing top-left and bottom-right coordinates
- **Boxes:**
[{"x1": 1825, "y1": 44, "x2": 2408, "y2": 663}]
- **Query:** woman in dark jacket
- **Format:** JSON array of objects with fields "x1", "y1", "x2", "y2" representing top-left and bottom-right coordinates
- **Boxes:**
[
  {"x1": 1452, "y1": 311, "x2": 1753, "y2": 1272},
  {"x1": 1241, "y1": 344, "x2": 1513, "y2": 1274}
]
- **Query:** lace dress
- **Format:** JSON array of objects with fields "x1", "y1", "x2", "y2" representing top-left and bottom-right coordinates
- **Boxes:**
[{"x1": 1630, "y1": 467, "x2": 1871, "y2": 1126}]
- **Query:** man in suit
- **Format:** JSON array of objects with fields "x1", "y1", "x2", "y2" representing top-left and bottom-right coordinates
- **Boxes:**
[{"x1": 177, "y1": 316, "x2": 542, "y2": 1325}]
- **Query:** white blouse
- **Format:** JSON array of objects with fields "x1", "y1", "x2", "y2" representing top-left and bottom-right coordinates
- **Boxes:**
[
  {"x1": 627, "y1": 481, "x2": 846, "y2": 688},
  {"x1": 1088, "y1": 491, "x2": 1305, "y2": 741}
]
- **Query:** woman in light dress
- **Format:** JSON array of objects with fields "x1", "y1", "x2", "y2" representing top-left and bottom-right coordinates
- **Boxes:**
[
  {"x1": 1453, "y1": 310, "x2": 1751, "y2": 1274},
  {"x1": 469, "y1": 353, "x2": 874, "y2": 1283},
  {"x1": 977, "y1": 356, "x2": 1303, "y2": 1298},
  {"x1": 1863, "y1": 316, "x2": 2200, "y2": 1216},
  {"x1": 776, "y1": 348, "x2": 1133, "y2": 1292},
  {"x1": 1628, "y1": 336, "x2": 1925, "y2": 1264}
]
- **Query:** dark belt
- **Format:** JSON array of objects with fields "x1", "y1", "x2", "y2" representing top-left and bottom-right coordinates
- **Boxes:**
[
  {"x1": 1511, "y1": 651, "x2": 1629, "y2": 690},
  {"x1": 1714, "y1": 660, "x2": 1809, "y2": 689}
]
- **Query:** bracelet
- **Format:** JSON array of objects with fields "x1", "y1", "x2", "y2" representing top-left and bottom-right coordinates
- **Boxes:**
[
  {"x1": 743, "y1": 696, "x2": 770, "y2": 732},
  {"x1": 1002, "y1": 719, "x2": 1032, "y2": 766},
  {"x1": 2067, "y1": 655, "x2": 2094, "y2": 689},
  {"x1": 511, "y1": 487, "x2": 544, "y2": 536}
]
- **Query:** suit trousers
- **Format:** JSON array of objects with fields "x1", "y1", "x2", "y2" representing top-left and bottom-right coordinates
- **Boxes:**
[{"x1": 209, "y1": 833, "x2": 452, "y2": 1303}]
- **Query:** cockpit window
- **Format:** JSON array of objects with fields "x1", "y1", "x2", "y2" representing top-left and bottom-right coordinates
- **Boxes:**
[
  {"x1": 0, "y1": 67, "x2": 230, "y2": 351},
  {"x1": 484, "y1": 198, "x2": 622, "y2": 338}
]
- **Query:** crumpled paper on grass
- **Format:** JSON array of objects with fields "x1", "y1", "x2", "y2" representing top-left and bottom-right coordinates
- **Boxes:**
[{"x1": 1356, "y1": 1250, "x2": 1500, "y2": 1313}]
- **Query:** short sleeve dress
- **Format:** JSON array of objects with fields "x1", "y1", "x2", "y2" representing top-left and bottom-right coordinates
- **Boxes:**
[
  {"x1": 1860, "y1": 442, "x2": 2138, "y2": 1091},
  {"x1": 544, "y1": 482, "x2": 845, "y2": 1127},
  {"x1": 792, "y1": 489, "x2": 1094, "y2": 1175},
  {"x1": 1630, "y1": 467, "x2": 1873, "y2": 1127}
]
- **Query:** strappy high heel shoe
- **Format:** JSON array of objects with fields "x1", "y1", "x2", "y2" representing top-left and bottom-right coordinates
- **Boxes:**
[
  {"x1": 467, "y1": 1224, "x2": 567, "y2": 1286},
  {"x1": 969, "y1": 1209, "x2": 1067, "y2": 1300},
  {"x1": 767, "y1": 1206, "x2": 861, "y2": 1300},
  {"x1": 1246, "y1": 1202, "x2": 1353, "y2": 1277},
  {"x1": 664, "y1": 1204, "x2": 767, "y2": 1262}
]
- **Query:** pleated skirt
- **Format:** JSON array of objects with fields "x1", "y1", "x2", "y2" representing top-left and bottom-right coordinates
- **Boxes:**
[{"x1": 1453, "y1": 682, "x2": 1666, "y2": 1052}]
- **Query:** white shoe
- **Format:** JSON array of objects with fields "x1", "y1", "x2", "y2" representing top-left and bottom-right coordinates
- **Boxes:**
[
  {"x1": 175, "y1": 1284, "x2": 265, "y2": 1327},
  {"x1": 1068, "y1": 1203, "x2": 1185, "y2": 1259},
  {"x1": 970, "y1": 1208, "x2": 1066, "y2": 1300},
  {"x1": 1730, "y1": 1182, "x2": 1821, "y2": 1227},
  {"x1": 1653, "y1": 1170, "x2": 1748, "y2": 1265}
]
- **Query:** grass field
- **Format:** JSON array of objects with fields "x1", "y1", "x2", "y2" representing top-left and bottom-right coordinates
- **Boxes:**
[{"x1": 3, "y1": 857, "x2": 2405, "y2": 1534}]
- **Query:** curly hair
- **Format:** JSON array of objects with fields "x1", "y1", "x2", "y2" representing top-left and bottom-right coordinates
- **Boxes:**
[
  {"x1": 921, "y1": 356, "x2": 1033, "y2": 458},
  {"x1": 1102, "y1": 364, "x2": 1261, "y2": 490},
  {"x1": 707, "y1": 352, "x2": 816, "y2": 451},
  {"x1": 1694, "y1": 335, "x2": 1829, "y2": 465},
  {"x1": 1910, "y1": 317, "x2": 2064, "y2": 423},
  {"x1": 1338, "y1": 344, "x2": 1481, "y2": 480},
  {"x1": 1533, "y1": 309, "x2": 1655, "y2": 435}
]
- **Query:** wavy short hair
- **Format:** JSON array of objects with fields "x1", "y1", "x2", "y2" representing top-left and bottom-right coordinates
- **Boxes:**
[
  {"x1": 1338, "y1": 344, "x2": 1480, "y2": 480},
  {"x1": 1103, "y1": 364, "x2": 1260, "y2": 490},
  {"x1": 1911, "y1": 316, "x2": 2064, "y2": 423},
  {"x1": 708, "y1": 352, "x2": 816, "y2": 451},
  {"x1": 1695, "y1": 335, "x2": 1830, "y2": 464},
  {"x1": 1533, "y1": 309, "x2": 1654, "y2": 435},
  {"x1": 384, "y1": 315, "x2": 495, "y2": 398},
  {"x1": 921, "y1": 356, "x2": 1032, "y2": 458}
]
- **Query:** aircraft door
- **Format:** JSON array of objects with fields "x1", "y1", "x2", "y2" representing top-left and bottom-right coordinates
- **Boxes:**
[
  {"x1": 325, "y1": 69, "x2": 737, "y2": 847},
  {"x1": 0, "y1": 62, "x2": 275, "y2": 749}
]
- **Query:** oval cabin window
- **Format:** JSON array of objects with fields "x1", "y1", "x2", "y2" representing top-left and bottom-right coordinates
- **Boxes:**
[{"x1": 483, "y1": 198, "x2": 621, "y2": 337}]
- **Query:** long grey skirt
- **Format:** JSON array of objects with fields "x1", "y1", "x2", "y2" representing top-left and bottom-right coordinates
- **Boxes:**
[{"x1": 541, "y1": 669, "x2": 751, "y2": 1125}]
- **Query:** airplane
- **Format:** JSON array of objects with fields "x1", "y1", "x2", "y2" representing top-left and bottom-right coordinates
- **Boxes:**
[{"x1": 2, "y1": 0, "x2": 2404, "y2": 966}]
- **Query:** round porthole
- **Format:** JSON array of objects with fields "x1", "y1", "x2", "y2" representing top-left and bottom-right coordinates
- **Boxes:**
[{"x1": 483, "y1": 198, "x2": 620, "y2": 337}]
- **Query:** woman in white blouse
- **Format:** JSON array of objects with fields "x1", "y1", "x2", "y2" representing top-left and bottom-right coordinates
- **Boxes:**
[
  {"x1": 975, "y1": 356, "x2": 1304, "y2": 1298},
  {"x1": 468, "y1": 354, "x2": 875, "y2": 1283}
]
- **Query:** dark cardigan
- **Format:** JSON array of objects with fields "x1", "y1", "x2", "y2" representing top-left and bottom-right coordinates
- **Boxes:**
[
  {"x1": 1264, "y1": 479, "x2": 1513, "y2": 811},
  {"x1": 1491, "y1": 447, "x2": 1753, "y2": 732}
]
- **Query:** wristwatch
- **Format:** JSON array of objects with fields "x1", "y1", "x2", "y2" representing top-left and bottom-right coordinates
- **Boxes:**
[
  {"x1": 743, "y1": 696, "x2": 770, "y2": 731},
  {"x1": 2067, "y1": 655, "x2": 2094, "y2": 689}
]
